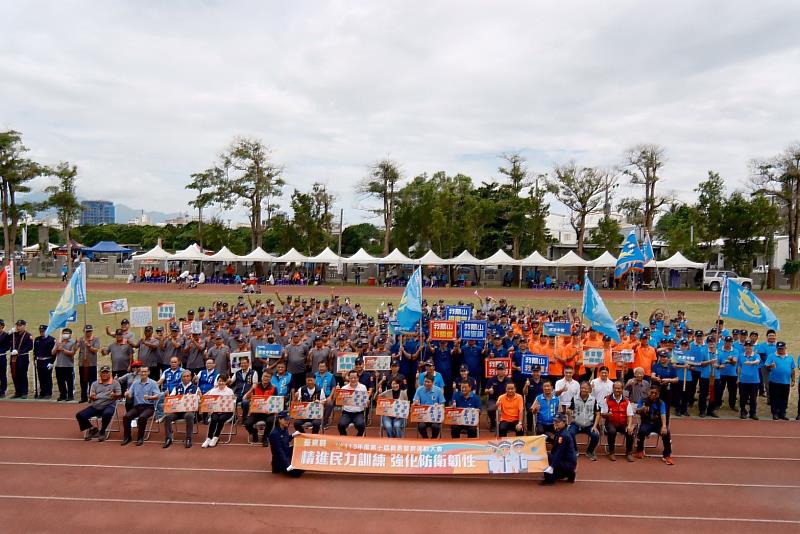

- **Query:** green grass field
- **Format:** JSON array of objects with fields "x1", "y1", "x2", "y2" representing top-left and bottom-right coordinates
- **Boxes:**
[{"x1": 2, "y1": 284, "x2": 797, "y2": 418}]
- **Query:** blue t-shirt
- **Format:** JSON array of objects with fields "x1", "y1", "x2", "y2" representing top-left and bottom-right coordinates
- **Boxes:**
[
  {"x1": 765, "y1": 354, "x2": 796, "y2": 385},
  {"x1": 738, "y1": 354, "x2": 761, "y2": 384},
  {"x1": 413, "y1": 385, "x2": 445, "y2": 405},
  {"x1": 417, "y1": 371, "x2": 445, "y2": 389},
  {"x1": 460, "y1": 344, "x2": 483, "y2": 378},
  {"x1": 718, "y1": 348, "x2": 738, "y2": 377},
  {"x1": 756, "y1": 341, "x2": 777, "y2": 363},
  {"x1": 453, "y1": 391, "x2": 481, "y2": 410},
  {"x1": 698, "y1": 347, "x2": 718, "y2": 379},
  {"x1": 314, "y1": 371, "x2": 337, "y2": 396}
]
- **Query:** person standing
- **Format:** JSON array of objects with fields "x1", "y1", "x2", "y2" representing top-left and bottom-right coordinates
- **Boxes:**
[
  {"x1": 34, "y1": 325, "x2": 56, "y2": 399},
  {"x1": 765, "y1": 342, "x2": 796, "y2": 420},
  {"x1": 283, "y1": 332, "x2": 310, "y2": 393},
  {"x1": 137, "y1": 326, "x2": 161, "y2": 381},
  {"x1": 76, "y1": 325, "x2": 100, "y2": 403},
  {"x1": 716, "y1": 336, "x2": 739, "y2": 411},
  {"x1": 738, "y1": 341, "x2": 761, "y2": 419},
  {"x1": 208, "y1": 334, "x2": 231, "y2": 377},
  {"x1": 0, "y1": 320, "x2": 9, "y2": 398},
  {"x1": 75, "y1": 366, "x2": 121, "y2": 441},
  {"x1": 53, "y1": 327, "x2": 78, "y2": 402},
  {"x1": 10, "y1": 320, "x2": 34, "y2": 398}
]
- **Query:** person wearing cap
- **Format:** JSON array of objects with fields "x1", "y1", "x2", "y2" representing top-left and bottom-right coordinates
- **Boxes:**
[
  {"x1": 73, "y1": 324, "x2": 101, "y2": 403},
  {"x1": 244, "y1": 370, "x2": 277, "y2": 446},
  {"x1": 105, "y1": 319, "x2": 137, "y2": 345},
  {"x1": 53, "y1": 327, "x2": 78, "y2": 402},
  {"x1": 183, "y1": 332, "x2": 207, "y2": 375},
  {"x1": 268, "y1": 411, "x2": 304, "y2": 477},
  {"x1": 102, "y1": 329, "x2": 135, "y2": 381},
  {"x1": 541, "y1": 413, "x2": 577, "y2": 485},
  {"x1": 75, "y1": 365, "x2": 121, "y2": 441},
  {"x1": 453, "y1": 364, "x2": 478, "y2": 395},
  {"x1": 378, "y1": 359, "x2": 407, "y2": 393},
  {"x1": 450, "y1": 380, "x2": 481, "y2": 438},
  {"x1": 309, "y1": 336, "x2": 332, "y2": 377},
  {"x1": 697, "y1": 336, "x2": 719, "y2": 418},
  {"x1": 634, "y1": 332, "x2": 657, "y2": 379},
  {"x1": 456, "y1": 338, "x2": 487, "y2": 387},
  {"x1": 413, "y1": 374, "x2": 446, "y2": 438},
  {"x1": 601, "y1": 381, "x2": 635, "y2": 461},
  {"x1": 523, "y1": 366, "x2": 545, "y2": 434},
  {"x1": 208, "y1": 334, "x2": 231, "y2": 377},
  {"x1": 138, "y1": 326, "x2": 161, "y2": 381},
  {"x1": 765, "y1": 341, "x2": 796, "y2": 420},
  {"x1": 756, "y1": 329, "x2": 777, "y2": 400},
  {"x1": 485, "y1": 363, "x2": 511, "y2": 432},
  {"x1": 33, "y1": 324, "x2": 56, "y2": 399},
  {"x1": 716, "y1": 336, "x2": 739, "y2": 412},
  {"x1": 416, "y1": 360, "x2": 444, "y2": 389},
  {"x1": 283, "y1": 331, "x2": 310, "y2": 393},
  {"x1": 161, "y1": 324, "x2": 184, "y2": 371},
  {"x1": 121, "y1": 366, "x2": 160, "y2": 446},
  {"x1": 8, "y1": 320, "x2": 33, "y2": 398},
  {"x1": 634, "y1": 385, "x2": 674, "y2": 465},
  {"x1": 650, "y1": 350, "x2": 678, "y2": 422},
  {"x1": 737, "y1": 342, "x2": 761, "y2": 419}
]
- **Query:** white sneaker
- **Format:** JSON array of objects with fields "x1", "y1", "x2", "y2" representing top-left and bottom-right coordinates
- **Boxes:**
[
  {"x1": 201, "y1": 438, "x2": 212, "y2": 448},
  {"x1": 209, "y1": 437, "x2": 219, "y2": 447}
]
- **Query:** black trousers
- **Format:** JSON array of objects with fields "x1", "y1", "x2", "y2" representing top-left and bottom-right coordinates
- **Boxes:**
[
  {"x1": 0, "y1": 354, "x2": 6, "y2": 395},
  {"x1": 417, "y1": 422, "x2": 441, "y2": 439},
  {"x1": 294, "y1": 419, "x2": 321, "y2": 434},
  {"x1": 636, "y1": 423, "x2": 672, "y2": 457},
  {"x1": 12, "y1": 354, "x2": 29, "y2": 396},
  {"x1": 678, "y1": 378, "x2": 696, "y2": 414},
  {"x1": 698, "y1": 378, "x2": 714, "y2": 415},
  {"x1": 338, "y1": 410, "x2": 365, "y2": 436},
  {"x1": 605, "y1": 422, "x2": 633, "y2": 454},
  {"x1": 498, "y1": 421, "x2": 522, "y2": 437},
  {"x1": 769, "y1": 382, "x2": 790, "y2": 418},
  {"x1": 78, "y1": 366, "x2": 97, "y2": 402},
  {"x1": 543, "y1": 466, "x2": 575, "y2": 484},
  {"x1": 244, "y1": 413, "x2": 275, "y2": 442},
  {"x1": 739, "y1": 383, "x2": 758, "y2": 416},
  {"x1": 207, "y1": 412, "x2": 233, "y2": 438},
  {"x1": 123, "y1": 404, "x2": 155, "y2": 440},
  {"x1": 36, "y1": 359, "x2": 54, "y2": 397},
  {"x1": 164, "y1": 412, "x2": 195, "y2": 439},
  {"x1": 76, "y1": 404, "x2": 116, "y2": 432},
  {"x1": 148, "y1": 366, "x2": 161, "y2": 382},
  {"x1": 56, "y1": 366, "x2": 74, "y2": 400},
  {"x1": 715, "y1": 376, "x2": 738, "y2": 409},
  {"x1": 451, "y1": 425, "x2": 478, "y2": 439}
]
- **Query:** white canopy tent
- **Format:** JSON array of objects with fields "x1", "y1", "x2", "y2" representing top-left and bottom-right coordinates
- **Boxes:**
[
  {"x1": 23, "y1": 242, "x2": 58, "y2": 253},
  {"x1": 240, "y1": 247, "x2": 274, "y2": 263},
  {"x1": 553, "y1": 251, "x2": 591, "y2": 267},
  {"x1": 379, "y1": 248, "x2": 415, "y2": 265},
  {"x1": 519, "y1": 250, "x2": 554, "y2": 267},
  {"x1": 341, "y1": 248, "x2": 378, "y2": 264},
  {"x1": 481, "y1": 249, "x2": 520, "y2": 266},
  {"x1": 133, "y1": 243, "x2": 174, "y2": 261},
  {"x1": 447, "y1": 250, "x2": 482, "y2": 266},
  {"x1": 646, "y1": 251, "x2": 706, "y2": 270},
  {"x1": 208, "y1": 246, "x2": 241, "y2": 262},
  {"x1": 274, "y1": 248, "x2": 308, "y2": 263},
  {"x1": 417, "y1": 249, "x2": 448, "y2": 265},
  {"x1": 171, "y1": 243, "x2": 207, "y2": 261},
  {"x1": 590, "y1": 251, "x2": 618, "y2": 268},
  {"x1": 307, "y1": 247, "x2": 340, "y2": 264}
]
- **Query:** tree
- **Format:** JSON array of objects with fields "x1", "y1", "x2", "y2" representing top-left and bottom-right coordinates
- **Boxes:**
[
  {"x1": 341, "y1": 223, "x2": 382, "y2": 255},
  {"x1": 290, "y1": 183, "x2": 335, "y2": 255},
  {"x1": 186, "y1": 166, "x2": 222, "y2": 248},
  {"x1": 44, "y1": 162, "x2": 82, "y2": 276},
  {"x1": 547, "y1": 163, "x2": 605, "y2": 257},
  {"x1": 0, "y1": 130, "x2": 44, "y2": 260},
  {"x1": 617, "y1": 198, "x2": 644, "y2": 228},
  {"x1": 752, "y1": 143, "x2": 800, "y2": 288},
  {"x1": 497, "y1": 152, "x2": 533, "y2": 259},
  {"x1": 589, "y1": 216, "x2": 623, "y2": 253},
  {"x1": 654, "y1": 202, "x2": 703, "y2": 260},
  {"x1": 217, "y1": 137, "x2": 284, "y2": 251},
  {"x1": 621, "y1": 144, "x2": 671, "y2": 233},
  {"x1": 719, "y1": 192, "x2": 779, "y2": 276},
  {"x1": 694, "y1": 170, "x2": 725, "y2": 246},
  {"x1": 358, "y1": 159, "x2": 402, "y2": 255}
]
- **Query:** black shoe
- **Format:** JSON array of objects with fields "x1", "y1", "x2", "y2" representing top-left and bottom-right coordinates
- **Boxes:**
[
  {"x1": 539, "y1": 479, "x2": 555, "y2": 486},
  {"x1": 98, "y1": 433, "x2": 107, "y2": 442},
  {"x1": 78, "y1": 400, "x2": 87, "y2": 404},
  {"x1": 66, "y1": 396, "x2": 75, "y2": 402},
  {"x1": 262, "y1": 440, "x2": 269, "y2": 447},
  {"x1": 162, "y1": 438, "x2": 173, "y2": 449},
  {"x1": 708, "y1": 412, "x2": 719, "y2": 418},
  {"x1": 136, "y1": 438, "x2": 144, "y2": 446},
  {"x1": 11, "y1": 394, "x2": 22, "y2": 399},
  {"x1": 249, "y1": 433, "x2": 259, "y2": 443},
  {"x1": 772, "y1": 415, "x2": 779, "y2": 420},
  {"x1": 750, "y1": 415, "x2": 759, "y2": 420},
  {"x1": 56, "y1": 397, "x2": 65, "y2": 402},
  {"x1": 184, "y1": 439, "x2": 192, "y2": 448},
  {"x1": 795, "y1": 415, "x2": 800, "y2": 421},
  {"x1": 739, "y1": 412, "x2": 747, "y2": 419},
  {"x1": 120, "y1": 437, "x2": 132, "y2": 446},
  {"x1": 567, "y1": 473, "x2": 576, "y2": 483},
  {"x1": 699, "y1": 413, "x2": 706, "y2": 418},
  {"x1": 85, "y1": 428, "x2": 99, "y2": 441},
  {"x1": 779, "y1": 416, "x2": 789, "y2": 421}
]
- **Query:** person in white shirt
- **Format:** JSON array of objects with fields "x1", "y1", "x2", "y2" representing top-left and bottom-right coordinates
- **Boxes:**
[
  {"x1": 591, "y1": 366, "x2": 614, "y2": 409},
  {"x1": 554, "y1": 366, "x2": 580, "y2": 409},
  {"x1": 331, "y1": 370, "x2": 368, "y2": 436},
  {"x1": 293, "y1": 375, "x2": 327, "y2": 434},
  {"x1": 201, "y1": 375, "x2": 234, "y2": 448}
]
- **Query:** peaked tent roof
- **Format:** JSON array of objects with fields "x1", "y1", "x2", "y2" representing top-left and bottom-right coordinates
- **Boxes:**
[
  {"x1": 208, "y1": 246, "x2": 241, "y2": 262},
  {"x1": 447, "y1": 250, "x2": 482, "y2": 266},
  {"x1": 646, "y1": 251, "x2": 705, "y2": 269},
  {"x1": 553, "y1": 250, "x2": 591, "y2": 267},
  {"x1": 172, "y1": 243, "x2": 208, "y2": 261},
  {"x1": 240, "y1": 247, "x2": 275, "y2": 262},
  {"x1": 133, "y1": 243, "x2": 173, "y2": 261},
  {"x1": 482, "y1": 249, "x2": 519, "y2": 265},
  {"x1": 590, "y1": 251, "x2": 618, "y2": 268},
  {"x1": 84, "y1": 241, "x2": 133, "y2": 254},
  {"x1": 379, "y1": 248, "x2": 415, "y2": 264},
  {"x1": 308, "y1": 247, "x2": 340, "y2": 263},
  {"x1": 22, "y1": 242, "x2": 58, "y2": 253},
  {"x1": 274, "y1": 248, "x2": 308, "y2": 263},
  {"x1": 417, "y1": 250, "x2": 447, "y2": 265},
  {"x1": 342, "y1": 248, "x2": 379, "y2": 264},
  {"x1": 519, "y1": 250, "x2": 554, "y2": 267}
]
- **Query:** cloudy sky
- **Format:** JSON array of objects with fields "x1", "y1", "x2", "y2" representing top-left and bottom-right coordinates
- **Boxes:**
[{"x1": 1, "y1": 0, "x2": 798, "y2": 225}]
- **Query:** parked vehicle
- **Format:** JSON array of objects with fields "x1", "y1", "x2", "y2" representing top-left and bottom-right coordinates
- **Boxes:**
[{"x1": 703, "y1": 270, "x2": 753, "y2": 291}]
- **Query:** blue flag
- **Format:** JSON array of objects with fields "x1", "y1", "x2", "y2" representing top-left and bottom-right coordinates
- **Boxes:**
[
  {"x1": 396, "y1": 266, "x2": 422, "y2": 332},
  {"x1": 582, "y1": 274, "x2": 621, "y2": 343},
  {"x1": 719, "y1": 276, "x2": 780, "y2": 331},
  {"x1": 643, "y1": 232, "x2": 655, "y2": 263},
  {"x1": 614, "y1": 231, "x2": 645, "y2": 279},
  {"x1": 46, "y1": 263, "x2": 87, "y2": 336}
]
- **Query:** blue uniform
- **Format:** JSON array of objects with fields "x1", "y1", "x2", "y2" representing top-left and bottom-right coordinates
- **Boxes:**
[
  {"x1": 413, "y1": 385, "x2": 445, "y2": 405},
  {"x1": 738, "y1": 354, "x2": 761, "y2": 384},
  {"x1": 162, "y1": 367, "x2": 184, "y2": 393},
  {"x1": 766, "y1": 354, "x2": 796, "y2": 385},
  {"x1": 197, "y1": 369, "x2": 219, "y2": 394},
  {"x1": 460, "y1": 344, "x2": 484, "y2": 380},
  {"x1": 271, "y1": 372, "x2": 293, "y2": 396},
  {"x1": 535, "y1": 394, "x2": 560, "y2": 425},
  {"x1": 453, "y1": 390, "x2": 481, "y2": 409}
]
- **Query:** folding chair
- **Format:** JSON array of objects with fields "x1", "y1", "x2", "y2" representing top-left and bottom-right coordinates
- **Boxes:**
[
  {"x1": 84, "y1": 400, "x2": 123, "y2": 440},
  {"x1": 216, "y1": 414, "x2": 238, "y2": 444}
]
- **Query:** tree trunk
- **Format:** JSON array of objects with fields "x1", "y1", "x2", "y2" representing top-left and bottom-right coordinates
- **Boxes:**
[
  {"x1": 197, "y1": 206, "x2": 204, "y2": 249},
  {"x1": 66, "y1": 223, "x2": 73, "y2": 277}
]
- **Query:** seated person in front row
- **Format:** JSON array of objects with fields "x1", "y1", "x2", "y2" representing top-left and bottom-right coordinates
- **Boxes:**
[
  {"x1": 75, "y1": 365, "x2": 121, "y2": 441},
  {"x1": 121, "y1": 366, "x2": 160, "y2": 446},
  {"x1": 244, "y1": 369, "x2": 276, "y2": 446},
  {"x1": 293, "y1": 375, "x2": 326, "y2": 435},
  {"x1": 162, "y1": 369, "x2": 197, "y2": 449},
  {"x1": 201, "y1": 374, "x2": 235, "y2": 449}
]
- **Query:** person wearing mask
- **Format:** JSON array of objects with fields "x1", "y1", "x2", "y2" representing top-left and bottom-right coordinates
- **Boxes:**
[
  {"x1": 450, "y1": 381, "x2": 481, "y2": 439},
  {"x1": 633, "y1": 385, "x2": 674, "y2": 465},
  {"x1": 75, "y1": 366, "x2": 121, "y2": 441},
  {"x1": 244, "y1": 370, "x2": 277, "y2": 446},
  {"x1": 121, "y1": 367, "x2": 160, "y2": 446},
  {"x1": 33, "y1": 325, "x2": 56, "y2": 399},
  {"x1": 76, "y1": 325, "x2": 101, "y2": 403},
  {"x1": 378, "y1": 377, "x2": 409, "y2": 438},
  {"x1": 201, "y1": 374, "x2": 234, "y2": 448},
  {"x1": 567, "y1": 381, "x2": 601, "y2": 461},
  {"x1": 163, "y1": 369, "x2": 198, "y2": 449},
  {"x1": 53, "y1": 327, "x2": 78, "y2": 402},
  {"x1": 601, "y1": 381, "x2": 635, "y2": 462}
]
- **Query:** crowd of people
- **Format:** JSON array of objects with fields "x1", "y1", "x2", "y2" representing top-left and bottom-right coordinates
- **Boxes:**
[{"x1": 1, "y1": 292, "x2": 797, "y2": 480}]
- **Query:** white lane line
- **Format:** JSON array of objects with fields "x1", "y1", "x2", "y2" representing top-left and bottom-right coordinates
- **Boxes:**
[
  {"x1": 1, "y1": 461, "x2": 798, "y2": 489},
  {"x1": 0, "y1": 495, "x2": 797, "y2": 524}
]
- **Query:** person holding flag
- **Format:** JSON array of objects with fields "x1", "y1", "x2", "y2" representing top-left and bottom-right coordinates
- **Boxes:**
[{"x1": 0, "y1": 262, "x2": 14, "y2": 398}]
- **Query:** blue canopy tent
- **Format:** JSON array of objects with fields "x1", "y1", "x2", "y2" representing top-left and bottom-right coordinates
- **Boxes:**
[{"x1": 82, "y1": 241, "x2": 133, "y2": 260}]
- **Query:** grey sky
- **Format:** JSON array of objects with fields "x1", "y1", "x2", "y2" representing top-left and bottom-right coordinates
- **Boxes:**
[{"x1": 1, "y1": 1, "x2": 798, "y2": 225}]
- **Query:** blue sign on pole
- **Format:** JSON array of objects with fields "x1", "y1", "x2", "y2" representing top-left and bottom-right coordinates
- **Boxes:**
[
  {"x1": 389, "y1": 320, "x2": 416, "y2": 336},
  {"x1": 256, "y1": 344, "x2": 283, "y2": 359},
  {"x1": 543, "y1": 322, "x2": 571, "y2": 336},
  {"x1": 49, "y1": 309, "x2": 77, "y2": 324},
  {"x1": 521, "y1": 353, "x2": 549, "y2": 376},
  {"x1": 459, "y1": 320, "x2": 487, "y2": 341},
  {"x1": 445, "y1": 305, "x2": 472, "y2": 322}
]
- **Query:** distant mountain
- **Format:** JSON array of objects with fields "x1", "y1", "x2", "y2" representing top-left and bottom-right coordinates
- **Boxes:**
[{"x1": 20, "y1": 193, "x2": 180, "y2": 225}]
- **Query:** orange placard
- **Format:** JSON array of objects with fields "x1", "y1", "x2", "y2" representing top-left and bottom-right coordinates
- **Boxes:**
[
  {"x1": 199, "y1": 395, "x2": 235, "y2": 413},
  {"x1": 430, "y1": 320, "x2": 457, "y2": 341},
  {"x1": 164, "y1": 394, "x2": 199, "y2": 413},
  {"x1": 485, "y1": 358, "x2": 512, "y2": 378}
]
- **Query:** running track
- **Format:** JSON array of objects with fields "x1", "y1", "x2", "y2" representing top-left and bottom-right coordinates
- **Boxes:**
[{"x1": 0, "y1": 401, "x2": 798, "y2": 533}]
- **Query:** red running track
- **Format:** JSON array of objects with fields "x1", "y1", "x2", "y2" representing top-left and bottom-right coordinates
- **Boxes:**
[{"x1": 0, "y1": 401, "x2": 798, "y2": 533}]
